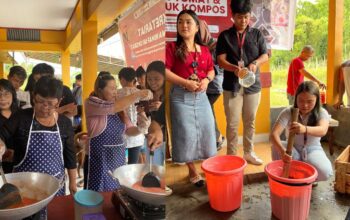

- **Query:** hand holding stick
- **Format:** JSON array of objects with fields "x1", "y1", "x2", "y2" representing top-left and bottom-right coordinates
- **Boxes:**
[{"x1": 282, "y1": 107, "x2": 299, "y2": 178}]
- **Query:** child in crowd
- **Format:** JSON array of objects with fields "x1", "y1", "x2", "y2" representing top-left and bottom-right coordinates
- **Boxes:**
[
  {"x1": 7, "y1": 65, "x2": 31, "y2": 109},
  {"x1": 74, "y1": 131, "x2": 88, "y2": 187},
  {"x1": 117, "y1": 67, "x2": 149, "y2": 164}
]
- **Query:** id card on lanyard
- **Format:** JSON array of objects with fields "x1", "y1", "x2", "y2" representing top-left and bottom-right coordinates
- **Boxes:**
[
  {"x1": 299, "y1": 115, "x2": 308, "y2": 161},
  {"x1": 237, "y1": 31, "x2": 247, "y2": 68}
]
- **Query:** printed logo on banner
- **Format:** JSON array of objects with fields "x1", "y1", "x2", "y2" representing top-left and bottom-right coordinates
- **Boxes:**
[
  {"x1": 165, "y1": 0, "x2": 296, "y2": 51},
  {"x1": 165, "y1": 0, "x2": 227, "y2": 17},
  {"x1": 119, "y1": 0, "x2": 165, "y2": 67}
]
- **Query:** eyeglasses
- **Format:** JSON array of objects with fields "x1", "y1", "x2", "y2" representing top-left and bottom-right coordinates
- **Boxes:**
[
  {"x1": 34, "y1": 97, "x2": 58, "y2": 109},
  {"x1": 0, "y1": 92, "x2": 12, "y2": 98}
]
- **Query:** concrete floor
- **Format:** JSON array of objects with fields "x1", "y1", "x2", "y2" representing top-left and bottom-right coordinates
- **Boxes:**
[{"x1": 166, "y1": 144, "x2": 350, "y2": 220}]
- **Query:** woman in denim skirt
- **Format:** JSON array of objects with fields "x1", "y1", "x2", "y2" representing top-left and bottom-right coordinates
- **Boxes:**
[{"x1": 165, "y1": 10, "x2": 216, "y2": 187}]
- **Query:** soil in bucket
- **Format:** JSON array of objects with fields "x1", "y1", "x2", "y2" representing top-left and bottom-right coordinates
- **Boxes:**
[
  {"x1": 201, "y1": 155, "x2": 247, "y2": 212},
  {"x1": 265, "y1": 160, "x2": 318, "y2": 220}
]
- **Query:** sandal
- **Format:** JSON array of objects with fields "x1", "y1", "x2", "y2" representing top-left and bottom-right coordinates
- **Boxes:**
[
  {"x1": 77, "y1": 180, "x2": 84, "y2": 188},
  {"x1": 216, "y1": 136, "x2": 225, "y2": 151},
  {"x1": 190, "y1": 175, "x2": 205, "y2": 188},
  {"x1": 165, "y1": 186, "x2": 173, "y2": 196}
]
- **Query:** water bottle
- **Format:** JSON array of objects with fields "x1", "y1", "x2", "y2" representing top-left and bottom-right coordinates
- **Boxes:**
[{"x1": 238, "y1": 68, "x2": 256, "y2": 88}]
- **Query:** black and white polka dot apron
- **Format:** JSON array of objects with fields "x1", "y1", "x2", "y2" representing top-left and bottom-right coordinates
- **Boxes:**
[
  {"x1": 87, "y1": 114, "x2": 125, "y2": 192},
  {"x1": 13, "y1": 113, "x2": 65, "y2": 196}
]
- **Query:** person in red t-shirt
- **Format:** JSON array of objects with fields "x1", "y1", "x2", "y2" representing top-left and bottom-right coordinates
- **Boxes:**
[{"x1": 287, "y1": 45, "x2": 326, "y2": 105}]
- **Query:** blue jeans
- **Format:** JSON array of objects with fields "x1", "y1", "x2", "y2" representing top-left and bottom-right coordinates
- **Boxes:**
[
  {"x1": 128, "y1": 146, "x2": 142, "y2": 164},
  {"x1": 145, "y1": 141, "x2": 165, "y2": 166}
]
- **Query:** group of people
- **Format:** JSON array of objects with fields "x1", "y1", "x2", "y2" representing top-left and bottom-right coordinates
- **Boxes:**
[
  {"x1": 166, "y1": 0, "x2": 334, "y2": 188},
  {"x1": 0, "y1": 0, "x2": 347, "y2": 214},
  {"x1": 0, "y1": 60, "x2": 165, "y2": 218}
]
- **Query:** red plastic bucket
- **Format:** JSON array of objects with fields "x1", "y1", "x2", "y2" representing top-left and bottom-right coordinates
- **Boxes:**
[
  {"x1": 201, "y1": 155, "x2": 247, "y2": 212},
  {"x1": 265, "y1": 160, "x2": 318, "y2": 220}
]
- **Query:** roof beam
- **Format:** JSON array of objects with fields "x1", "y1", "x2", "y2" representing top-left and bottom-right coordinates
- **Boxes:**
[{"x1": 65, "y1": 0, "x2": 82, "y2": 52}]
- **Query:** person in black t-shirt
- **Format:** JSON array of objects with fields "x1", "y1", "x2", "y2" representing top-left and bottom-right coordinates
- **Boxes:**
[
  {"x1": 216, "y1": 0, "x2": 268, "y2": 165},
  {"x1": 0, "y1": 79, "x2": 19, "y2": 173}
]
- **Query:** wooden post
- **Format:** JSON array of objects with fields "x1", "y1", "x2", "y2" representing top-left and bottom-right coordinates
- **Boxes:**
[
  {"x1": 282, "y1": 108, "x2": 299, "y2": 178},
  {"x1": 61, "y1": 50, "x2": 71, "y2": 87},
  {"x1": 327, "y1": 0, "x2": 344, "y2": 104},
  {"x1": 81, "y1": 0, "x2": 98, "y2": 131}
]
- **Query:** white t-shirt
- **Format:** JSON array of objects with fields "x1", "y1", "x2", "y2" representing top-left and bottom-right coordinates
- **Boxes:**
[
  {"x1": 16, "y1": 90, "x2": 31, "y2": 109},
  {"x1": 276, "y1": 107, "x2": 330, "y2": 149},
  {"x1": 116, "y1": 87, "x2": 145, "y2": 148}
]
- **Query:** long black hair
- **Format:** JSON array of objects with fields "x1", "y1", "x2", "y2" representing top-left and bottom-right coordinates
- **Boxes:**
[
  {"x1": 24, "y1": 74, "x2": 36, "y2": 92},
  {"x1": 293, "y1": 81, "x2": 320, "y2": 126},
  {"x1": 175, "y1": 10, "x2": 204, "y2": 62},
  {"x1": 146, "y1": 60, "x2": 165, "y2": 98},
  {"x1": 0, "y1": 79, "x2": 19, "y2": 113}
]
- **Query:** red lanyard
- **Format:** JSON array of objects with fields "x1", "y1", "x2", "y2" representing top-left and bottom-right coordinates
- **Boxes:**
[
  {"x1": 191, "y1": 46, "x2": 198, "y2": 75},
  {"x1": 236, "y1": 31, "x2": 247, "y2": 60}
]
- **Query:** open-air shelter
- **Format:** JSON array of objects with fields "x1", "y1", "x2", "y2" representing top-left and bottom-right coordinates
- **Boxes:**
[{"x1": 0, "y1": 0, "x2": 136, "y2": 129}]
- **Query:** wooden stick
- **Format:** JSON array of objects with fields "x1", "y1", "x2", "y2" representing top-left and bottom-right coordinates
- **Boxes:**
[{"x1": 282, "y1": 107, "x2": 299, "y2": 178}]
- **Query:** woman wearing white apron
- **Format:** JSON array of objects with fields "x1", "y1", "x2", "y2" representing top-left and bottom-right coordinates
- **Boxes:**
[
  {"x1": 85, "y1": 72, "x2": 152, "y2": 192},
  {"x1": 0, "y1": 77, "x2": 77, "y2": 219}
]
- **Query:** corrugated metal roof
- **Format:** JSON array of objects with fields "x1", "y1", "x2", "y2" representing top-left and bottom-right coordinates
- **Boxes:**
[{"x1": 7, "y1": 29, "x2": 40, "y2": 41}]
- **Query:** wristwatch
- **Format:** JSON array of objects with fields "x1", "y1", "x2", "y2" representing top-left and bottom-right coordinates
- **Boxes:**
[{"x1": 251, "y1": 61, "x2": 257, "y2": 66}]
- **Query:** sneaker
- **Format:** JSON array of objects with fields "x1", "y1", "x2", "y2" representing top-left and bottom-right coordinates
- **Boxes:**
[{"x1": 243, "y1": 152, "x2": 263, "y2": 165}]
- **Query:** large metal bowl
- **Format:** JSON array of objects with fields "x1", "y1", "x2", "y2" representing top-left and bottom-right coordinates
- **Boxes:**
[
  {"x1": 111, "y1": 164, "x2": 167, "y2": 206},
  {"x1": 0, "y1": 172, "x2": 61, "y2": 220}
]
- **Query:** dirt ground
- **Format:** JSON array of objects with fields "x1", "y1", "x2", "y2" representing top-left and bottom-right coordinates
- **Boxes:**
[{"x1": 166, "y1": 144, "x2": 350, "y2": 220}]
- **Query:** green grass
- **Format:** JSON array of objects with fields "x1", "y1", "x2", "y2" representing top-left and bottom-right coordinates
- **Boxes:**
[{"x1": 270, "y1": 62, "x2": 327, "y2": 107}]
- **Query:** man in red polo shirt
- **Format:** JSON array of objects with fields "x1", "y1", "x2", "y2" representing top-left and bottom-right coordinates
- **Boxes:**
[{"x1": 287, "y1": 45, "x2": 326, "y2": 105}]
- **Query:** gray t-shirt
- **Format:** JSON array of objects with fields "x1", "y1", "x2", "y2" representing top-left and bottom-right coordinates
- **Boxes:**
[{"x1": 276, "y1": 107, "x2": 330, "y2": 149}]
